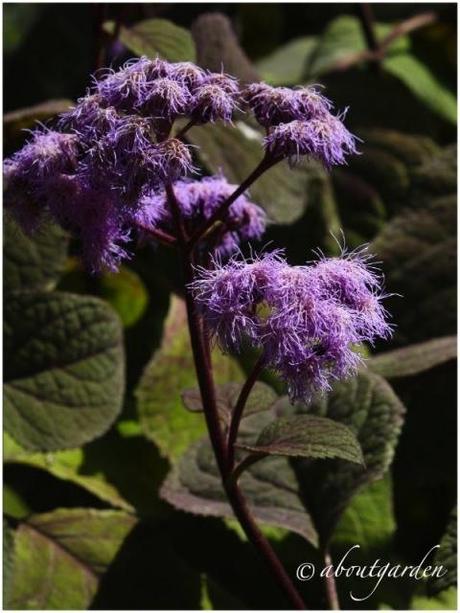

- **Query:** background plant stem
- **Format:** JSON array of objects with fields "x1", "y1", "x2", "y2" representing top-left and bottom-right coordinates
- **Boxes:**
[{"x1": 323, "y1": 550, "x2": 340, "y2": 610}]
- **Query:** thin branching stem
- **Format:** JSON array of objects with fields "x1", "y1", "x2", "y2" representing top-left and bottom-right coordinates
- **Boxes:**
[
  {"x1": 164, "y1": 180, "x2": 307, "y2": 610},
  {"x1": 135, "y1": 223, "x2": 177, "y2": 247},
  {"x1": 186, "y1": 153, "x2": 279, "y2": 252},
  {"x1": 227, "y1": 353, "x2": 266, "y2": 470}
]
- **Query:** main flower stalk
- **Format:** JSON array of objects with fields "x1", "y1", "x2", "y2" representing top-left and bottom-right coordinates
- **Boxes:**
[{"x1": 167, "y1": 182, "x2": 307, "y2": 610}]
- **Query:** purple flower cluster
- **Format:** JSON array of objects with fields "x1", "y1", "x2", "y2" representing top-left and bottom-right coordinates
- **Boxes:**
[
  {"x1": 190, "y1": 248, "x2": 391, "y2": 401},
  {"x1": 138, "y1": 174, "x2": 266, "y2": 256},
  {"x1": 4, "y1": 56, "x2": 358, "y2": 272},
  {"x1": 93, "y1": 56, "x2": 240, "y2": 127},
  {"x1": 4, "y1": 58, "x2": 245, "y2": 271},
  {"x1": 243, "y1": 82, "x2": 358, "y2": 168}
]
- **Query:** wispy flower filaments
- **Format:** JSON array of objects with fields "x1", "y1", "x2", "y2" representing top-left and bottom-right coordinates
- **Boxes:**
[
  {"x1": 3, "y1": 56, "x2": 358, "y2": 272},
  {"x1": 190, "y1": 249, "x2": 392, "y2": 401}
]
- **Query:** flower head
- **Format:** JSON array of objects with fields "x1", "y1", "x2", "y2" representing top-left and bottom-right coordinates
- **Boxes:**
[
  {"x1": 139, "y1": 174, "x2": 266, "y2": 255},
  {"x1": 306, "y1": 248, "x2": 392, "y2": 342},
  {"x1": 190, "y1": 248, "x2": 391, "y2": 402},
  {"x1": 4, "y1": 129, "x2": 80, "y2": 231},
  {"x1": 190, "y1": 83, "x2": 238, "y2": 124},
  {"x1": 136, "y1": 77, "x2": 191, "y2": 121},
  {"x1": 169, "y1": 61, "x2": 206, "y2": 89},
  {"x1": 264, "y1": 112, "x2": 358, "y2": 168},
  {"x1": 153, "y1": 138, "x2": 195, "y2": 182},
  {"x1": 244, "y1": 83, "x2": 332, "y2": 127},
  {"x1": 204, "y1": 71, "x2": 240, "y2": 96},
  {"x1": 59, "y1": 95, "x2": 121, "y2": 144}
]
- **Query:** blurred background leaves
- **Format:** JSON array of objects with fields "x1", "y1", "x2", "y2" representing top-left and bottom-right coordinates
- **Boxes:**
[{"x1": 3, "y1": 2, "x2": 457, "y2": 610}]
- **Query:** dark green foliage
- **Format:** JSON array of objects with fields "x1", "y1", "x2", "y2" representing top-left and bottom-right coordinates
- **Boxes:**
[
  {"x1": 3, "y1": 6, "x2": 456, "y2": 610},
  {"x1": 4, "y1": 216, "x2": 69, "y2": 292},
  {"x1": 429, "y1": 508, "x2": 457, "y2": 595}
]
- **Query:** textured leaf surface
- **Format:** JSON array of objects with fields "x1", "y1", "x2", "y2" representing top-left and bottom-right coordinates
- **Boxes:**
[
  {"x1": 181, "y1": 381, "x2": 277, "y2": 426},
  {"x1": 8, "y1": 508, "x2": 136, "y2": 610},
  {"x1": 105, "y1": 18, "x2": 195, "y2": 62},
  {"x1": 161, "y1": 408, "x2": 319, "y2": 547},
  {"x1": 372, "y1": 194, "x2": 456, "y2": 344},
  {"x1": 4, "y1": 215, "x2": 69, "y2": 292},
  {"x1": 162, "y1": 371, "x2": 404, "y2": 548},
  {"x1": 136, "y1": 295, "x2": 243, "y2": 462},
  {"x1": 186, "y1": 122, "x2": 315, "y2": 224},
  {"x1": 238, "y1": 415, "x2": 363, "y2": 464},
  {"x1": 368, "y1": 336, "x2": 457, "y2": 379},
  {"x1": 276, "y1": 371, "x2": 405, "y2": 546},
  {"x1": 4, "y1": 291, "x2": 124, "y2": 451},
  {"x1": 429, "y1": 507, "x2": 457, "y2": 595}
]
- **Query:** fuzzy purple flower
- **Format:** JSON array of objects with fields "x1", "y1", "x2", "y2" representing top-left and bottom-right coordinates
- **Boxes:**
[
  {"x1": 153, "y1": 138, "x2": 195, "y2": 182},
  {"x1": 264, "y1": 111, "x2": 358, "y2": 168},
  {"x1": 190, "y1": 84, "x2": 238, "y2": 124},
  {"x1": 58, "y1": 94, "x2": 121, "y2": 144},
  {"x1": 139, "y1": 174, "x2": 266, "y2": 255},
  {"x1": 306, "y1": 248, "x2": 392, "y2": 342},
  {"x1": 169, "y1": 61, "x2": 206, "y2": 90},
  {"x1": 204, "y1": 71, "x2": 240, "y2": 96},
  {"x1": 82, "y1": 115, "x2": 159, "y2": 202},
  {"x1": 189, "y1": 71, "x2": 240, "y2": 124},
  {"x1": 244, "y1": 83, "x2": 332, "y2": 127},
  {"x1": 190, "y1": 248, "x2": 391, "y2": 402},
  {"x1": 136, "y1": 77, "x2": 191, "y2": 121},
  {"x1": 4, "y1": 129, "x2": 80, "y2": 231}
]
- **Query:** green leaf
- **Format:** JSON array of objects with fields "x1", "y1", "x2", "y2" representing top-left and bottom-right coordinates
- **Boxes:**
[
  {"x1": 368, "y1": 336, "x2": 457, "y2": 379},
  {"x1": 98, "y1": 266, "x2": 148, "y2": 328},
  {"x1": 4, "y1": 519, "x2": 15, "y2": 608},
  {"x1": 278, "y1": 370, "x2": 405, "y2": 546},
  {"x1": 332, "y1": 476, "x2": 395, "y2": 551},
  {"x1": 4, "y1": 291, "x2": 124, "y2": 451},
  {"x1": 161, "y1": 416, "x2": 319, "y2": 547},
  {"x1": 3, "y1": 4, "x2": 42, "y2": 55},
  {"x1": 306, "y1": 16, "x2": 406, "y2": 78},
  {"x1": 4, "y1": 431, "x2": 133, "y2": 512},
  {"x1": 185, "y1": 122, "x2": 315, "y2": 224},
  {"x1": 3, "y1": 483, "x2": 30, "y2": 519},
  {"x1": 410, "y1": 587, "x2": 457, "y2": 610},
  {"x1": 305, "y1": 15, "x2": 455, "y2": 124},
  {"x1": 429, "y1": 507, "x2": 457, "y2": 595},
  {"x1": 237, "y1": 415, "x2": 363, "y2": 464},
  {"x1": 4, "y1": 215, "x2": 69, "y2": 292},
  {"x1": 105, "y1": 18, "x2": 195, "y2": 62},
  {"x1": 256, "y1": 36, "x2": 318, "y2": 85},
  {"x1": 371, "y1": 194, "x2": 456, "y2": 344},
  {"x1": 8, "y1": 508, "x2": 136, "y2": 610},
  {"x1": 161, "y1": 371, "x2": 404, "y2": 549},
  {"x1": 181, "y1": 381, "x2": 277, "y2": 426},
  {"x1": 384, "y1": 53, "x2": 457, "y2": 125},
  {"x1": 136, "y1": 295, "x2": 243, "y2": 462}
]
